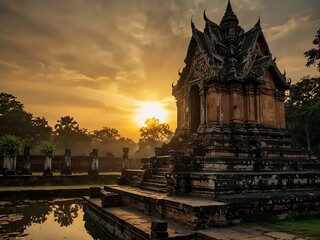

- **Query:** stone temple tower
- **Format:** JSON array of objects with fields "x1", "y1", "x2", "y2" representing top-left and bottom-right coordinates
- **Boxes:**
[{"x1": 169, "y1": 0, "x2": 292, "y2": 156}]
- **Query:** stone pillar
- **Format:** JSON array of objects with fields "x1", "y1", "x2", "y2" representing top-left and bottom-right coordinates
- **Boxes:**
[
  {"x1": 122, "y1": 147, "x2": 129, "y2": 169},
  {"x1": 43, "y1": 151, "x2": 53, "y2": 176},
  {"x1": 150, "y1": 220, "x2": 168, "y2": 239},
  {"x1": 22, "y1": 146, "x2": 32, "y2": 175},
  {"x1": 88, "y1": 149, "x2": 99, "y2": 175},
  {"x1": 154, "y1": 147, "x2": 162, "y2": 157},
  {"x1": 5, "y1": 151, "x2": 17, "y2": 175},
  {"x1": 3, "y1": 155, "x2": 9, "y2": 173},
  {"x1": 61, "y1": 149, "x2": 72, "y2": 175},
  {"x1": 199, "y1": 80, "x2": 207, "y2": 130}
]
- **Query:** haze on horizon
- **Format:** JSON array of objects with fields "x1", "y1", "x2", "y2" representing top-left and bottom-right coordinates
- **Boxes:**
[{"x1": 0, "y1": 0, "x2": 319, "y2": 141}]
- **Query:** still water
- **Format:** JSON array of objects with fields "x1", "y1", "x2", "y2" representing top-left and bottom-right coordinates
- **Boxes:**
[{"x1": 0, "y1": 198, "x2": 111, "y2": 240}]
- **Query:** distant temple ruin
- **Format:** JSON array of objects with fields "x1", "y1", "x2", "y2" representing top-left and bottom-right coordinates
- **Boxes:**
[{"x1": 84, "y1": 2, "x2": 320, "y2": 238}]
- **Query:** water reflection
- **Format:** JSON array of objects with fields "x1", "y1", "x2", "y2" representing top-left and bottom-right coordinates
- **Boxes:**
[{"x1": 0, "y1": 198, "x2": 111, "y2": 240}]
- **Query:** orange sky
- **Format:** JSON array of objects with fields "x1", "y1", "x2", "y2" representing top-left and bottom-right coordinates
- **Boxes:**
[{"x1": 0, "y1": 0, "x2": 319, "y2": 141}]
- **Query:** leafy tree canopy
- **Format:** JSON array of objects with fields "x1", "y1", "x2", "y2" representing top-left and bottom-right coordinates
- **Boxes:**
[
  {"x1": 304, "y1": 28, "x2": 320, "y2": 72},
  {"x1": 285, "y1": 76, "x2": 320, "y2": 153},
  {"x1": 135, "y1": 118, "x2": 173, "y2": 158},
  {"x1": 139, "y1": 118, "x2": 173, "y2": 143},
  {"x1": 91, "y1": 127, "x2": 121, "y2": 143},
  {"x1": 0, "y1": 93, "x2": 24, "y2": 115}
]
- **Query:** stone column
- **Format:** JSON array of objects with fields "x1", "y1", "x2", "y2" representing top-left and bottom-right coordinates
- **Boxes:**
[
  {"x1": 43, "y1": 151, "x2": 53, "y2": 176},
  {"x1": 199, "y1": 80, "x2": 207, "y2": 130},
  {"x1": 122, "y1": 147, "x2": 129, "y2": 169},
  {"x1": 22, "y1": 146, "x2": 32, "y2": 175},
  {"x1": 5, "y1": 151, "x2": 17, "y2": 175},
  {"x1": 88, "y1": 149, "x2": 99, "y2": 175},
  {"x1": 61, "y1": 149, "x2": 72, "y2": 175}
]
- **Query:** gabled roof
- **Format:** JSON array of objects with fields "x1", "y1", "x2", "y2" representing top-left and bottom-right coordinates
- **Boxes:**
[{"x1": 175, "y1": 1, "x2": 290, "y2": 91}]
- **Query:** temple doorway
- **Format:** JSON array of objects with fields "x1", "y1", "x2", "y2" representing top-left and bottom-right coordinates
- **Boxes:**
[{"x1": 190, "y1": 84, "x2": 200, "y2": 133}]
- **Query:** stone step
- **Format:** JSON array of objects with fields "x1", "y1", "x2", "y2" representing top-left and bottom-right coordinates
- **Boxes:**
[
  {"x1": 83, "y1": 197, "x2": 194, "y2": 239},
  {"x1": 156, "y1": 168, "x2": 169, "y2": 173},
  {"x1": 143, "y1": 181, "x2": 166, "y2": 188},
  {"x1": 103, "y1": 185, "x2": 320, "y2": 230},
  {"x1": 141, "y1": 185, "x2": 167, "y2": 193},
  {"x1": 151, "y1": 174, "x2": 166, "y2": 182},
  {"x1": 148, "y1": 178, "x2": 166, "y2": 184}
]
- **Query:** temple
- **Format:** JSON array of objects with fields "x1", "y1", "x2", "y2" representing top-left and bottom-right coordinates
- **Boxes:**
[
  {"x1": 169, "y1": 1, "x2": 291, "y2": 155},
  {"x1": 83, "y1": 2, "x2": 320, "y2": 239}
]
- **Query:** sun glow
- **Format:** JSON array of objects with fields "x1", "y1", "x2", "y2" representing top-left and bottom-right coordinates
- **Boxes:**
[{"x1": 135, "y1": 102, "x2": 168, "y2": 126}]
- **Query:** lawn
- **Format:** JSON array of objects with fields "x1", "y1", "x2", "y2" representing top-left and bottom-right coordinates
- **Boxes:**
[{"x1": 261, "y1": 215, "x2": 320, "y2": 239}]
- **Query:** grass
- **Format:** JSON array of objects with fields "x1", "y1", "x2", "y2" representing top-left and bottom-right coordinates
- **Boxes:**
[{"x1": 259, "y1": 215, "x2": 320, "y2": 239}]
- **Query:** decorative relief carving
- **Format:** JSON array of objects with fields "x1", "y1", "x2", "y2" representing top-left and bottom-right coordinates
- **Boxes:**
[{"x1": 187, "y1": 48, "x2": 212, "y2": 82}]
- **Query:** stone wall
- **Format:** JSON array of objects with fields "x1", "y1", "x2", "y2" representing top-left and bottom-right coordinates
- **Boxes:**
[{"x1": 0, "y1": 155, "x2": 142, "y2": 172}]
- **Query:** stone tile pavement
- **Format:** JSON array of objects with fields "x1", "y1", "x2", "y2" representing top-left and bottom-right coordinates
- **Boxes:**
[{"x1": 198, "y1": 225, "x2": 308, "y2": 240}]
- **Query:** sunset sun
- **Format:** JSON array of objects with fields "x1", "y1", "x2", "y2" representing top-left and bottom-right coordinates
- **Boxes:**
[{"x1": 136, "y1": 102, "x2": 168, "y2": 126}]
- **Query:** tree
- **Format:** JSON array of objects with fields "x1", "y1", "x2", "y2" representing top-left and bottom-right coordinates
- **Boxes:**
[
  {"x1": 91, "y1": 127, "x2": 137, "y2": 157},
  {"x1": 54, "y1": 116, "x2": 92, "y2": 154},
  {"x1": 135, "y1": 118, "x2": 173, "y2": 158},
  {"x1": 139, "y1": 118, "x2": 173, "y2": 142},
  {"x1": 29, "y1": 117, "x2": 53, "y2": 147},
  {"x1": 0, "y1": 93, "x2": 24, "y2": 115},
  {"x1": 0, "y1": 110, "x2": 33, "y2": 140},
  {"x1": 304, "y1": 28, "x2": 320, "y2": 72},
  {"x1": 54, "y1": 116, "x2": 81, "y2": 149},
  {"x1": 91, "y1": 127, "x2": 121, "y2": 144},
  {"x1": 0, "y1": 93, "x2": 52, "y2": 146},
  {"x1": 285, "y1": 76, "x2": 320, "y2": 153}
]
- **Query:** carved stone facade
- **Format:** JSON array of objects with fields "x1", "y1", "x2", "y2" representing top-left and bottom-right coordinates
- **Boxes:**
[{"x1": 170, "y1": 1, "x2": 291, "y2": 156}]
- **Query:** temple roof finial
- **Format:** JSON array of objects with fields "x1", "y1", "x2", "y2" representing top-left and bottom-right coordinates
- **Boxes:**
[
  {"x1": 220, "y1": 0, "x2": 239, "y2": 28},
  {"x1": 191, "y1": 16, "x2": 195, "y2": 30},
  {"x1": 226, "y1": 0, "x2": 232, "y2": 13},
  {"x1": 255, "y1": 17, "x2": 261, "y2": 28},
  {"x1": 203, "y1": 9, "x2": 208, "y2": 22}
]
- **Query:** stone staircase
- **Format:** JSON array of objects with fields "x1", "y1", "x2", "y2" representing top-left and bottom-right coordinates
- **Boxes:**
[{"x1": 141, "y1": 167, "x2": 168, "y2": 193}]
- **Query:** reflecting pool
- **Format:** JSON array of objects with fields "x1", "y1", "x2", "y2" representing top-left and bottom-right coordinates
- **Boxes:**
[{"x1": 0, "y1": 198, "x2": 112, "y2": 240}]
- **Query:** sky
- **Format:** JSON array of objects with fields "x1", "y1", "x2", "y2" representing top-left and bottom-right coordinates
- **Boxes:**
[{"x1": 0, "y1": 0, "x2": 319, "y2": 141}]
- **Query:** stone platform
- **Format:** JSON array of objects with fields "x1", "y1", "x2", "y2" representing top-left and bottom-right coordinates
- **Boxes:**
[
  {"x1": 86, "y1": 185, "x2": 320, "y2": 229},
  {"x1": 83, "y1": 185, "x2": 314, "y2": 240}
]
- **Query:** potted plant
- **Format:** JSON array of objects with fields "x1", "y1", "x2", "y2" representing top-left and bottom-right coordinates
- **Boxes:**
[
  {"x1": 40, "y1": 142, "x2": 56, "y2": 176},
  {"x1": 0, "y1": 134, "x2": 22, "y2": 175}
]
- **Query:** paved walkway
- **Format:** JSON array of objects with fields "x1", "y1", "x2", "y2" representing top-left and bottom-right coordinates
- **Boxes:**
[{"x1": 198, "y1": 226, "x2": 307, "y2": 240}]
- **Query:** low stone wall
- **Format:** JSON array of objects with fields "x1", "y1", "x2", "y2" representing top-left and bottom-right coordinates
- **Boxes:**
[
  {"x1": 0, "y1": 174, "x2": 119, "y2": 187},
  {"x1": 0, "y1": 155, "x2": 142, "y2": 172}
]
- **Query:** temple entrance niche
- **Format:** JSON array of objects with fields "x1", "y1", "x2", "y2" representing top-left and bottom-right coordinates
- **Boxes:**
[{"x1": 190, "y1": 84, "x2": 200, "y2": 133}]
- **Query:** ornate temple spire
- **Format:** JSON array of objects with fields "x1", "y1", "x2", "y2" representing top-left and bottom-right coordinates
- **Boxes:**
[
  {"x1": 220, "y1": 0, "x2": 239, "y2": 29},
  {"x1": 254, "y1": 17, "x2": 261, "y2": 29}
]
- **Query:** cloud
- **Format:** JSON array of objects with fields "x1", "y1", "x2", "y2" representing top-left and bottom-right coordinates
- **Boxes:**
[
  {"x1": 0, "y1": 0, "x2": 319, "y2": 140},
  {"x1": 264, "y1": 14, "x2": 311, "y2": 42}
]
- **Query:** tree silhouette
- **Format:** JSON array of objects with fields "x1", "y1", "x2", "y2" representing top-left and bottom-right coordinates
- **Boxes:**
[
  {"x1": 91, "y1": 127, "x2": 121, "y2": 144},
  {"x1": 135, "y1": 118, "x2": 173, "y2": 158},
  {"x1": 0, "y1": 93, "x2": 24, "y2": 115},
  {"x1": 285, "y1": 76, "x2": 320, "y2": 154},
  {"x1": 304, "y1": 28, "x2": 320, "y2": 72}
]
